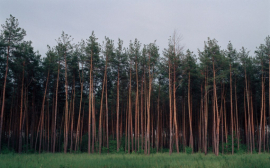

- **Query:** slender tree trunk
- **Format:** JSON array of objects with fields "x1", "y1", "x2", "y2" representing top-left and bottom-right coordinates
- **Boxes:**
[
  {"x1": 135, "y1": 56, "x2": 139, "y2": 152},
  {"x1": 244, "y1": 91, "x2": 248, "y2": 151},
  {"x1": 88, "y1": 52, "x2": 93, "y2": 154},
  {"x1": 91, "y1": 79, "x2": 95, "y2": 153},
  {"x1": 204, "y1": 69, "x2": 208, "y2": 155},
  {"x1": 120, "y1": 105, "x2": 123, "y2": 148},
  {"x1": 259, "y1": 67, "x2": 264, "y2": 154},
  {"x1": 144, "y1": 74, "x2": 147, "y2": 155},
  {"x1": 235, "y1": 78, "x2": 239, "y2": 150},
  {"x1": 70, "y1": 74, "x2": 75, "y2": 153},
  {"x1": 8, "y1": 94, "x2": 14, "y2": 149},
  {"x1": 50, "y1": 91, "x2": 55, "y2": 152},
  {"x1": 214, "y1": 63, "x2": 220, "y2": 156},
  {"x1": 75, "y1": 63, "x2": 84, "y2": 152},
  {"x1": 251, "y1": 93, "x2": 255, "y2": 151},
  {"x1": 105, "y1": 77, "x2": 109, "y2": 153},
  {"x1": 221, "y1": 83, "x2": 224, "y2": 154},
  {"x1": 19, "y1": 62, "x2": 25, "y2": 153},
  {"x1": 141, "y1": 74, "x2": 144, "y2": 151},
  {"x1": 156, "y1": 84, "x2": 160, "y2": 153},
  {"x1": 0, "y1": 44, "x2": 10, "y2": 153},
  {"x1": 99, "y1": 55, "x2": 107, "y2": 154},
  {"x1": 46, "y1": 98, "x2": 50, "y2": 152},
  {"x1": 147, "y1": 53, "x2": 152, "y2": 155},
  {"x1": 173, "y1": 63, "x2": 179, "y2": 153},
  {"x1": 188, "y1": 72, "x2": 193, "y2": 152},
  {"x1": 64, "y1": 51, "x2": 69, "y2": 154},
  {"x1": 200, "y1": 84, "x2": 203, "y2": 152},
  {"x1": 230, "y1": 64, "x2": 234, "y2": 155},
  {"x1": 268, "y1": 54, "x2": 270, "y2": 152},
  {"x1": 125, "y1": 101, "x2": 128, "y2": 152},
  {"x1": 263, "y1": 87, "x2": 266, "y2": 152},
  {"x1": 128, "y1": 67, "x2": 131, "y2": 154},
  {"x1": 39, "y1": 70, "x2": 50, "y2": 154},
  {"x1": 98, "y1": 75, "x2": 105, "y2": 154},
  {"x1": 81, "y1": 103, "x2": 85, "y2": 151},
  {"x1": 169, "y1": 61, "x2": 172, "y2": 155},
  {"x1": 116, "y1": 66, "x2": 120, "y2": 151},
  {"x1": 52, "y1": 61, "x2": 60, "y2": 153}
]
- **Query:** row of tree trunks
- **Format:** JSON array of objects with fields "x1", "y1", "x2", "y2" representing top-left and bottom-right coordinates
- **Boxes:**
[{"x1": 1, "y1": 49, "x2": 269, "y2": 156}]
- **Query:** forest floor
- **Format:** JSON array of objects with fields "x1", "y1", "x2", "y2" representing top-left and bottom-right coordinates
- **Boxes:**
[{"x1": 0, "y1": 152, "x2": 269, "y2": 168}]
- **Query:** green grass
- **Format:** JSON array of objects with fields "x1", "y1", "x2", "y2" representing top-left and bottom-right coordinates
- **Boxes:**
[{"x1": 0, "y1": 153, "x2": 269, "y2": 168}]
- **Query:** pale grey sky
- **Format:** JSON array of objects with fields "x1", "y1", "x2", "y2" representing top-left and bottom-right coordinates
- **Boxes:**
[{"x1": 1, "y1": 0, "x2": 269, "y2": 57}]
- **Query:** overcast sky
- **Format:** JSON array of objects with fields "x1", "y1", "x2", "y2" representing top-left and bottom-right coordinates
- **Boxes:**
[{"x1": 1, "y1": 0, "x2": 269, "y2": 57}]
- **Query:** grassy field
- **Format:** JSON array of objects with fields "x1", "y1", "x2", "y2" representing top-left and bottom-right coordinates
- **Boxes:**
[{"x1": 0, "y1": 153, "x2": 269, "y2": 168}]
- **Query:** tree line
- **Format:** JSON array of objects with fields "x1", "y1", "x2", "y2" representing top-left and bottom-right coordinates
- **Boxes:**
[{"x1": 0, "y1": 15, "x2": 270, "y2": 155}]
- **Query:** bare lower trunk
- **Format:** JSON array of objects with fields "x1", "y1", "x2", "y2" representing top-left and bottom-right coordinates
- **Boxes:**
[
  {"x1": 52, "y1": 62, "x2": 59, "y2": 153},
  {"x1": 116, "y1": 67, "x2": 120, "y2": 151},
  {"x1": 188, "y1": 72, "x2": 193, "y2": 152},
  {"x1": 128, "y1": 67, "x2": 131, "y2": 154},
  {"x1": 173, "y1": 63, "x2": 179, "y2": 153},
  {"x1": 70, "y1": 75, "x2": 75, "y2": 153},
  {"x1": 88, "y1": 52, "x2": 93, "y2": 154},
  {"x1": 105, "y1": 78, "x2": 109, "y2": 153},
  {"x1": 259, "y1": 68, "x2": 264, "y2": 154},
  {"x1": 19, "y1": 62, "x2": 25, "y2": 153},
  {"x1": 39, "y1": 70, "x2": 50, "y2": 154},
  {"x1": 147, "y1": 53, "x2": 152, "y2": 155},
  {"x1": 98, "y1": 73, "x2": 106, "y2": 154},
  {"x1": 0, "y1": 45, "x2": 10, "y2": 153},
  {"x1": 169, "y1": 62, "x2": 172, "y2": 155},
  {"x1": 156, "y1": 84, "x2": 160, "y2": 153},
  {"x1": 64, "y1": 51, "x2": 69, "y2": 154},
  {"x1": 230, "y1": 64, "x2": 234, "y2": 155},
  {"x1": 204, "y1": 69, "x2": 208, "y2": 155},
  {"x1": 75, "y1": 64, "x2": 84, "y2": 152}
]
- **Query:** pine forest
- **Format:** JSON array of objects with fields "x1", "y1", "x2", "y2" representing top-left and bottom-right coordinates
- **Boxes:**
[{"x1": 1, "y1": 15, "x2": 270, "y2": 156}]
